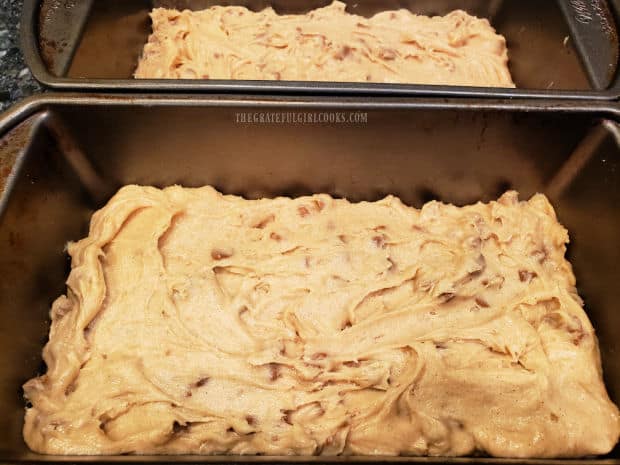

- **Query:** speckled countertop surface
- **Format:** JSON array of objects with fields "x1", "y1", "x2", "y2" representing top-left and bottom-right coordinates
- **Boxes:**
[{"x1": 0, "y1": 0, "x2": 41, "y2": 113}]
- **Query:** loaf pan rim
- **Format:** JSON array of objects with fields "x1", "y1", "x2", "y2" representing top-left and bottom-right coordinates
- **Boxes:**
[{"x1": 3, "y1": 94, "x2": 620, "y2": 138}]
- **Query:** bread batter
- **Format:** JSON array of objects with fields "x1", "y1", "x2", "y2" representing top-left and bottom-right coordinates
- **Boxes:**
[
  {"x1": 23, "y1": 187, "x2": 618, "y2": 456},
  {"x1": 134, "y1": 2, "x2": 514, "y2": 87}
]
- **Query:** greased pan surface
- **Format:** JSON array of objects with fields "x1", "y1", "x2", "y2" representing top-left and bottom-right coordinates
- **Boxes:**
[
  {"x1": 0, "y1": 95, "x2": 619, "y2": 463},
  {"x1": 20, "y1": 0, "x2": 620, "y2": 99}
]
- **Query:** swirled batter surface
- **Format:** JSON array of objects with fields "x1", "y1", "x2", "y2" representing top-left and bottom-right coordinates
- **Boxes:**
[
  {"x1": 134, "y1": 2, "x2": 514, "y2": 87},
  {"x1": 24, "y1": 186, "x2": 618, "y2": 457}
]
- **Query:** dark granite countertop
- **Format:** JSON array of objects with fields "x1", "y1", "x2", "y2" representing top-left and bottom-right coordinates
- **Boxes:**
[{"x1": 0, "y1": 0, "x2": 41, "y2": 113}]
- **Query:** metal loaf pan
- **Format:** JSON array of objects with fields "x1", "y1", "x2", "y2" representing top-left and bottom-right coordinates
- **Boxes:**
[
  {"x1": 0, "y1": 95, "x2": 619, "y2": 463},
  {"x1": 19, "y1": 0, "x2": 620, "y2": 99}
]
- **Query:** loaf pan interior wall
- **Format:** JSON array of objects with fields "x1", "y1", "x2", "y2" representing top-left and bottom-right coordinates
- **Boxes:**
[
  {"x1": 56, "y1": 0, "x2": 597, "y2": 90},
  {"x1": 0, "y1": 102, "x2": 619, "y2": 461}
]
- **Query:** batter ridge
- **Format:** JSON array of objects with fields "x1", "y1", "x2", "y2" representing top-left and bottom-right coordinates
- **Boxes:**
[{"x1": 23, "y1": 186, "x2": 619, "y2": 457}]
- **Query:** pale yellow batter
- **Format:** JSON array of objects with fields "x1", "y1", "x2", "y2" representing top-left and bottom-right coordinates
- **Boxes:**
[
  {"x1": 23, "y1": 186, "x2": 618, "y2": 457},
  {"x1": 134, "y1": 2, "x2": 514, "y2": 87}
]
